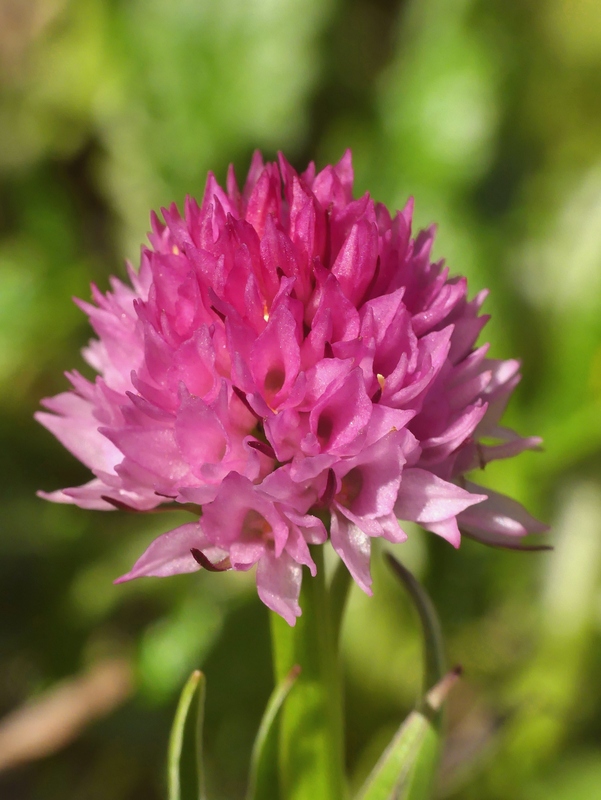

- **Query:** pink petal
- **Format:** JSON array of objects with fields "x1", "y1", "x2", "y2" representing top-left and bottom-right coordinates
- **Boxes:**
[
  {"x1": 256, "y1": 550, "x2": 302, "y2": 626},
  {"x1": 331, "y1": 219, "x2": 378, "y2": 305},
  {"x1": 395, "y1": 468, "x2": 486, "y2": 524},
  {"x1": 35, "y1": 407, "x2": 122, "y2": 475},
  {"x1": 201, "y1": 473, "x2": 289, "y2": 557},
  {"x1": 174, "y1": 393, "x2": 229, "y2": 471},
  {"x1": 424, "y1": 517, "x2": 462, "y2": 548},
  {"x1": 249, "y1": 302, "x2": 302, "y2": 409},
  {"x1": 309, "y1": 367, "x2": 372, "y2": 455},
  {"x1": 103, "y1": 425, "x2": 189, "y2": 485},
  {"x1": 330, "y1": 510, "x2": 373, "y2": 594},
  {"x1": 37, "y1": 483, "x2": 114, "y2": 511},
  {"x1": 334, "y1": 430, "x2": 408, "y2": 519},
  {"x1": 115, "y1": 522, "x2": 213, "y2": 582},
  {"x1": 458, "y1": 481, "x2": 549, "y2": 538}
]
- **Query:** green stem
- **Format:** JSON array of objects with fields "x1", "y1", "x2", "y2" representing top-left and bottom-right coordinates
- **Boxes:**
[{"x1": 270, "y1": 546, "x2": 347, "y2": 800}]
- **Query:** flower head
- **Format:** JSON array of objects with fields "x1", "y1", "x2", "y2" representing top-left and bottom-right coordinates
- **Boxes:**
[{"x1": 37, "y1": 151, "x2": 546, "y2": 624}]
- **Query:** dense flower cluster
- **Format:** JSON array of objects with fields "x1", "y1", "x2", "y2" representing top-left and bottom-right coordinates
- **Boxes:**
[{"x1": 37, "y1": 152, "x2": 545, "y2": 624}]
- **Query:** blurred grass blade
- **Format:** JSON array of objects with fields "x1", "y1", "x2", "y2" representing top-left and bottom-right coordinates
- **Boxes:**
[
  {"x1": 168, "y1": 670, "x2": 206, "y2": 800},
  {"x1": 385, "y1": 554, "x2": 445, "y2": 694},
  {"x1": 246, "y1": 665, "x2": 301, "y2": 800},
  {"x1": 355, "y1": 669, "x2": 461, "y2": 800}
]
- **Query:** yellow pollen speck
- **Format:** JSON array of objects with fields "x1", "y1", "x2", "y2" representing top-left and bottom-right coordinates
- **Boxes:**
[
  {"x1": 263, "y1": 303, "x2": 270, "y2": 322},
  {"x1": 172, "y1": 245, "x2": 180, "y2": 255},
  {"x1": 377, "y1": 373, "x2": 386, "y2": 390}
]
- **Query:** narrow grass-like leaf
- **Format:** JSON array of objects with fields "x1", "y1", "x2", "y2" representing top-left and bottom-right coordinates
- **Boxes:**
[
  {"x1": 353, "y1": 555, "x2": 456, "y2": 800},
  {"x1": 246, "y1": 665, "x2": 301, "y2": 800},
  {"x1": 385, "y1": 554, "x2": 445, "y2": 693},
  {"x1": 355, "y1": 669, "x2": 461, "y2": 800},
  {"x1": 168, "y1": 670, "x2": 206, "y2": 800}
]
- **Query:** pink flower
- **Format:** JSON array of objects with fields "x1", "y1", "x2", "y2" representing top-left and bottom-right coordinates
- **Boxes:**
[{"x1": 37, "y1": 151, "x2": 546, "y2": 624}]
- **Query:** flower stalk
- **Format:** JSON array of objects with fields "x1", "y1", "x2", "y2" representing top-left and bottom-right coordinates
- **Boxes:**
[{"x1": 270, "y1": 545, "x2": 347, "y2": 800}]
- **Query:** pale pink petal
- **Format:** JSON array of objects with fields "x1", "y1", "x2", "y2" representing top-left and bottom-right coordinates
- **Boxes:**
[
  {"x1": 256, "y1": 550, "x2": 302, "y2": 626},
  {"x1": 281, "y1": 524, "x2": 318, "y2": 574},
  {"x1": 458, "y1": 482, "x2": 549, "y2": 538},
  {"x1": 395, "y1": 468, "x2": 486, "y2": 524},
  {"x1": 330, "y1": 510, "x2": 373, "y2": 594},
  {"x1": 35, "y1": 409, "x2": 121, "y2": 475},
  {"x1": 424, "y1": 517, "x2": 462, "y2": 548},
  {"x1": 377, "y1": 512, "x2": 408, "y2": 544},
  {"x1": 114, "y1": 523, "x2": 215, "y2": 582},
  {"x1": 37, "y1": 483, "x2": 114, "y2": 511}
]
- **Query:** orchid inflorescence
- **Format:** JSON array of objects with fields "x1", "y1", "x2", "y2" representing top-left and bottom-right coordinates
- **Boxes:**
[{"x1": 37, "y1": 151, "x2": 545, "y2": 624}]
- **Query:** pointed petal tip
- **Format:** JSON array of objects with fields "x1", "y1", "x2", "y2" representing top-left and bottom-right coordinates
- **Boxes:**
[{"x1": 461, "y1": 529, "x2": 553, "y2": 552}]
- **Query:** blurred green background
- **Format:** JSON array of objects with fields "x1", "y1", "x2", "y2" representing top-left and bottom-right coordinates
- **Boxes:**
[{"x1": 1, "y1": 0, "x2": 601, "y2": 797}]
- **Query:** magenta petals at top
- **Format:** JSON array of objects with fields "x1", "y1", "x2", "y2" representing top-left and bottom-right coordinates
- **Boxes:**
[{"x1": 36, "y1": 151, "x2": 545, "y2": 624}]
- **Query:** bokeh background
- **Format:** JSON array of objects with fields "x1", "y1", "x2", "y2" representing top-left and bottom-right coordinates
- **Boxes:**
[{"x1": 1, "y1": 0, "x2": 601, "y2": 797}]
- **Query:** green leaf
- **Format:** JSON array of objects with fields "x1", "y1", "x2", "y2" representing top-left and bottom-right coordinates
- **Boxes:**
[
  {"x1": 353, "y1": 555, "x2": 457, "y2": 800},
  {"x1": 385, "y1": 554, "x2": 445, "y2": 694},
  {"x1": 246, "y1": 665, "x2": 301, "y2": 800},
  {"x1": 168, "y1": 670, "x2": 207, "y2": 800},
  {"x1": 355, "y1": 669, "x2": 461, "y2": 800}
]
